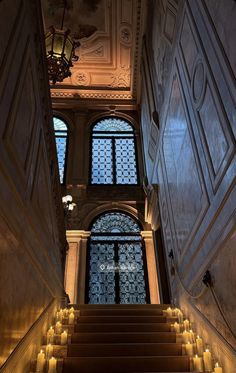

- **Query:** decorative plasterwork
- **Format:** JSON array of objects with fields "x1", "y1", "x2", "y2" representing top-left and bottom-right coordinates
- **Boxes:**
[{"x1": 42, "y1": 0, "x2": 143, "y2": 101}]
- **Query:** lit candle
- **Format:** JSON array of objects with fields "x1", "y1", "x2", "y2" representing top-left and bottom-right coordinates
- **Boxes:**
[
  {"x1": 61, "y1": 330, "x2": 68, "y2": 345},
  {"x1": 178, "y1": 310, "x2": 184, "y2": 323},
  {"x1": 36, "y1": 349, "x2": 45, "y2": 372},
  {"x1": 69, "y1": 312, "x2": 75, "y2": 325},
  {"x1": 189, "y1": 329, "x2": 195, "y2": 343},
  {"x1": 203, "y1": 349, "x2": 213, "y2": 371},
  {"x1": 166, "y1": 307, "x2": 173, "y2": 317},
  {"x1": 55, "y1": 321, "x2": 62, "y2": 334},
  {"x1": 69, "y1": 307, "x2": 74, "y2": 314},
  {"x1": 193, "y1": 354, "x2": 203, "y2": 372},
  {"x1": 214, "y1": 362, "x2": 223, "y2": 373},
  {"x1": 182, "y1": 330, "x2": 190, "y2": 344},
  {"x1": 47, "y1": 326, "x2": 55, "y2": 344},
  {"x1": 173, "y1": 322, "x2": 180, "y2": 333},
  {"x1": 63, "y1": 308, "x2": 69, "y2": 318},
  {"x1": 46, "y1": 344, "x2": 53, "y2": 359},
  {"x1": 56, "y1": 309, "x2": 63, "y2": 321},
  {"x1": 183, "y1": 319, "x2": 190, "y2": 331},
  {"x1": 48, "y1": 357, "x2": 57, "y2": 373},
  {"x1": 185, "y1": 341, "x2": 193, "y2": 356},
  {"x1": 196, "y1": 336, "x2": 204, "y2": 356}
]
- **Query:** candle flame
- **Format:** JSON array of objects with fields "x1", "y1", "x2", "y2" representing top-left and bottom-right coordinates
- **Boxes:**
[
  {"x1": 205, "y1": 349, "x2": 209, "y2": 352},
  {"x1": 195, "y1": 354, "x2": 198, "y2": 358},
  {"x1": 40, "y1": 349, "x2": 43, "y2": 353},
  {"x1": 197, "y1": 335, "x2": 200, "y2": 338},
  {"x1": 216, "y1": 362, "x2": 219, "y2": 367}
]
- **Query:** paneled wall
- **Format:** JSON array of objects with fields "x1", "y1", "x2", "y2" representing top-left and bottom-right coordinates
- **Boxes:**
[
  {"x1": 0, "y1": 0, "x2": 66, "y2": 370},
  {"x1": 141, "y1": 0, "x2": 236, "y2": 370}
]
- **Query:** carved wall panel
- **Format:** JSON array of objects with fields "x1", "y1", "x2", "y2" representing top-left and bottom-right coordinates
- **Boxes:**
[
  {"x1": 162, "y1": 73, "x2": 209, "y2": 257},
  {"x1": 141, "y1": 0, "x2": 236, "y2": 367}
]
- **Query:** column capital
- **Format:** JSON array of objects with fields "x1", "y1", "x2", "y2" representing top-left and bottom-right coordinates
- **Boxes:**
[
  {"x1": 141, "y1": 230, "x2": 153, "y2": 239},
  {"x1": 66, "y1": 230, "x2": 91, "y2": 242}
]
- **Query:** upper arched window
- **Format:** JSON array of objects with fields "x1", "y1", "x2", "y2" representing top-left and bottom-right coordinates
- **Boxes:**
[
  {"x1": 53, "y1": 116, "x2": 68, "y2": 184},
  {"x1": 91, "y1": 117, "x2": 138, "y2": 185}
]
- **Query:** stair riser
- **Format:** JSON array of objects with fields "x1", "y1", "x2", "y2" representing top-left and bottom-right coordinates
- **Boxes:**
[
  {"x1": 71, "y1": 332, "x2": 176, "y2": 344},
  {"x1": 77, "y1": 316, "x2": 167, "y2": 323},
  {"x1": 63, "y1": 356, "x2": 190, "y2": 373},
  {"x1": 67, "y1": 343, "x2": 182, "y2": 357},
  {"x1": 80, "y1": 309, "x2": 164, "y2": 316},
  {"x1": 75, "y1": 324, "x2": 171, "y2": 333},
  {"x1": 73, "y1": 304, "x2": 171, "y2": 310}
]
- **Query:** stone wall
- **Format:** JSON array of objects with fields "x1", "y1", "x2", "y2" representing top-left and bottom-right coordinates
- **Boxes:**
[
  {"x1": 141, "y1": 0, "x2": 236, "y2": 370},
  {"x1": 0, "y1": 0, "x2": 66, "y2": 370}
]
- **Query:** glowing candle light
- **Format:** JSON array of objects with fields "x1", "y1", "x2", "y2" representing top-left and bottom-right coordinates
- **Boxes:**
[
  {"x1": 36, "y1": 349, "x2": 45, "y2": 372},
  {"x1": 214, "y1": 362, "x2": 223, "y2": 373},
  {"x1": 178, "y1": 310, "x2": 184, "y2": 323},
  {"x1": 189, "y1": 329, "x2": 195, "y2": 343},
  {"x1": 69, "y1": 312, "x2": 75, "y2": 325},
  {"x1": 61, "y1": 330, "x2": 68, "y2": 345},
  {"x1": 55, "y1": 321, "x2": 62, "y2": 334},
  {"x1": 63, "y1": 308, "x2": 69, "y2": 318},
  {"x1": 196, "y1": 336, "x2": 204, "y2": 356},
  {"x1": 183, "y1": 319, "x2": 190, "y2": 331},
  {"x1": 182, "y1": 330, "x2": 190, "y2": 344},
  {"x1": 47, "y1": 326, "x2": 55, "y2": 344},
  {"x1": 46, "y1": 344, "x2": 53, "y2": 359},
  {"x1": 173, "y1": 322, "x2": 180, "y2": 333},
  {"x1": 165, "y1": 307, "x2": 173, "y2": 317},
  {"x1": 69, "y1": 307, "x2": 74, "y2": 314},
  {"x1": 48, "y1": 357, "x2": 57, "y2": 373},
  {"x1": 203, "y1": 349, "x2": 213, "y2": 371},
  {"x1": 185, "y1": 341, "x2": 193, "y2": 356},
  {"x1": 193, "y1": 354, "x2": 203, "y2": 372}
]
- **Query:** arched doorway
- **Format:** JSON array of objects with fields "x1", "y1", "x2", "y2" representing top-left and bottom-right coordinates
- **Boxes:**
[{"x1": 86, "y1": 212, "x2": 150, "y2": 304}]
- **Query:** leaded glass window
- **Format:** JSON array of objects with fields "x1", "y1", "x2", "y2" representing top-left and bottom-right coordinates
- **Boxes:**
[
  {"x1": 91, "y1": 117, "x2": 138, "y2": 184},
  {"x1": 87, "y1": 212, "x2": 148, "y2": 304},
  {"x1": 53, "y1": 117, "x2": 68, "y2": 183}
]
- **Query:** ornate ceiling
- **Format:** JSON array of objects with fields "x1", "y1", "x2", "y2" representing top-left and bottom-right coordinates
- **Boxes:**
[{"x1": 42, "y1": 0, "x2": 145, "y2": 105}]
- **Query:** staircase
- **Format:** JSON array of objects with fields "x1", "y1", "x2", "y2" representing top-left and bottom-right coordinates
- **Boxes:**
[{"x1": 62, "y1": 304, "x2": 191, "y2": 373}]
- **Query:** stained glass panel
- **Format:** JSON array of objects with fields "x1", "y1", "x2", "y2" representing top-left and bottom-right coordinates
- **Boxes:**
[
  {"x1": 93, "y1": 118, "x2": 133, "y2": 132},
  {"x1": 88, "y1": 212, "x2": 148, "y2": 304},
  {"x1": 91, "y1": 138, "x2": 113, "y2": 184},
  {"x1": 91, "y1": 212, "x2": 140, "y2": 233},
  {"x1": 53, "y1": 117, "x2": 68, "y2": 183},
  {"x1": 115, "y1": 138, "x2": 138, "y2": 184},
  {"x1": 88, "y1": 243, "x2": 116, "y2": 304},
  {"x1": 91, "y1": 117, "x2": 138, "y2": 185},
  {"x1": 118, "y1": 243, "x2": 146, "y2": 304}
]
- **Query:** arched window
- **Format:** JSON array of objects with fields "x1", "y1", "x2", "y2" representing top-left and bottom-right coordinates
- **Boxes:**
[
  {"x1": 53, "y1": 116, "x2": 68, "y2": 184},
  {"x1": 87, "y1": 211, "x2": 149, "y2": 304},
  {"x1": 91, "y1": 117, "x2": 138, "y2": 185}
]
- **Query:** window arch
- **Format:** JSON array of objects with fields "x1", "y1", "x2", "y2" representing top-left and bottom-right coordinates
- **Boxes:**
[
  {"x1": 87, "y1": 211, "x2": 149, "y2": 304},
  {"x1": 53, "y1": 116, "x2": 68, "y2": 184},
  {"x1": 91, "y1": 117, "x2": 138, "y2": 185}
]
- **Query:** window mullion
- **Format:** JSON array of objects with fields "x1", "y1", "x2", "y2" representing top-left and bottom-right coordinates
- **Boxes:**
[{"x1": 112, "y1": 137, "x2": 116, "y2": 184}]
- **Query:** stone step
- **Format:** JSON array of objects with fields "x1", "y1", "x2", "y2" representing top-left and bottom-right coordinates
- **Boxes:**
[
  {"x1": 63, "y1": 356, "x2": 190, "y2": 373},
  {"x1": 67, "y1": 342, "x2": 183, "y2": 357},
  {"x1": 77, "y1": 315, "x2": 167, "y2": 323},
  {"x1": 74, "y1": 322, "x2": 171, "y2": 333},
  {"x1": 71, "y1": 331, "x2": 177, "y2": 344},
  {"x1": 79, "y1": 308, "x2": 165, "y2": 316},
  {"x1": 73, "y1": 304, "x2": 171, "y2": 310}
]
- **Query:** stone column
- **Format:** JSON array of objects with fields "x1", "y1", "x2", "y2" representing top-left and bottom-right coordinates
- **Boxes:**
[
  {"x1": 141, "y1": 231, "x2": 160, "y2": 304},
  {"x1": 65, "y1": 230, "x2": 90, "y2": 304}
]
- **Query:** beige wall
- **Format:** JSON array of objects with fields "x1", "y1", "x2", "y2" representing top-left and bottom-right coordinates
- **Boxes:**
[
  {"x1": 0, "y1": 0, "x2": 65, "y2": 370},
  {"x1": 141, "y1": 0, "x2": 236, "y2": 371}
]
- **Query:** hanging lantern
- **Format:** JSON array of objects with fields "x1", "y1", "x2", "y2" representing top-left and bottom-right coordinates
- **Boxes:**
[{"x1": 45, "y1": 1, "x2": 79, "y2": 84}]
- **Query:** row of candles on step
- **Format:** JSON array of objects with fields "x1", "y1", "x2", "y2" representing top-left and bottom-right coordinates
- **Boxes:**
[
  {"x1": 166, "y1": 307, "x2": 223, "y2": 373},
  {"x1": 36, "y1": 307, "x2": 75, "y2": 372}
]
